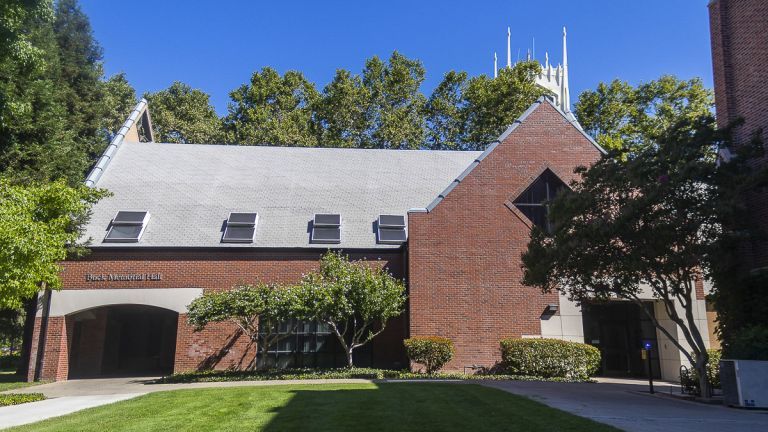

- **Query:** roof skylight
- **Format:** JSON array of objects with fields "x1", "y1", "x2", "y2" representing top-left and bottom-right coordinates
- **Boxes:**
[
  {"x1": 377, "y1": 214, "x2": 407, "y2": 244},
  {"x1": 104, "y1": 211, "x2": 150, "y2": 243},
  {"x1": 311, "y1": 213, "x2": 341, "y2": 244},
  {"x1": 222, "y1": 212, "x2": 258, "y2": 243}
]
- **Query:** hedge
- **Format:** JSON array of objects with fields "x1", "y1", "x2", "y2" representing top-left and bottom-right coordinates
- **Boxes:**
[
  {"x1": 156, "y1": 367, "x2": 595, "y2": 384},
  {"x1": 500, "y1": 338, "x2": 601, "y2": 380},
  {"x1": 680, "y1": 349, "x2": 722, "y2": 395},
  {"x1": 0, "y1": 354, "x2": 21, "y2": 370},
  {"x1": 0, "y1": 393, "x2": 46, "y2": 407},
  {"x1": 404, "y1": 336, "x2": 454, "y2": 374}
]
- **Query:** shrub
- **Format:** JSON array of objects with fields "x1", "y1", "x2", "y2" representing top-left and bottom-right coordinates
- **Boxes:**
[
  {"x1": 0, "y1": 393, "x2": 45, "y2": 407},
  {"x1": 156, "y1": 367, "x2": 595, "y2": 384},
  {"x1": 680, "y1": 349, "x2": 722, "y2": 395},
  {"x1": 500, "y1": 338, "x2": 601, "y2": 380},
  {"x1": 404, "y1": 336, "x2": 455, "y2": 374},
  {"x1": 0, "y1": 354, "x2": 20, "y2": 370},
  {"x1": 726, "y1": 325, "x2": 768, "y2": 360}
]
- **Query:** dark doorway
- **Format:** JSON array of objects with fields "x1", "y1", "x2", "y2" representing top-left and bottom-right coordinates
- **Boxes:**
[
  {"x1": 582, "y1": 301, "x2": 661, "y2": 378},
  {"x1": 67, "y1": 305, "x2": 178, "y2": 378}
]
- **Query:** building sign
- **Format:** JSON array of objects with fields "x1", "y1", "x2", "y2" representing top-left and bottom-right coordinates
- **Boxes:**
[{"x1": 85, "y1": 273, "x2": 162, "y2": 282}]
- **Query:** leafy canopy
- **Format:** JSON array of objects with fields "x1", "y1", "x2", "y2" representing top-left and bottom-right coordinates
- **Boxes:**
[
  {"x1": 0, "y1": 179, "x2": 107, "y2": 309},
  {"x1": 574, "y1": 75, "x2": 713, "y2": 152},
  {"x1": 521, "y1": 112, "x2": 766, "y2": 397},
  {"x1": 144, "y1": 81, "x2": 224, "y2": 144},
  {"x1": 298, "y1": 252, "x2": 406, "y2": 366}
]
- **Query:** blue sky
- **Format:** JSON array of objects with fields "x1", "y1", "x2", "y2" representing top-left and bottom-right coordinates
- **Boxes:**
[{"x1": 81, "y1": 1, "x2": 714, "y2": 115}]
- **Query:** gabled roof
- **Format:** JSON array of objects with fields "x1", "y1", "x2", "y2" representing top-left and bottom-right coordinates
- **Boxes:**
[
  {"x1": 84, "y1": 141, "x2": 480, "y2": 249},
  {"x1": 414, "y1": 96, "x2": 605, "y2": 213},
  {"x1": 84, "y1": 97, "x2": 601, "y2": 249}
]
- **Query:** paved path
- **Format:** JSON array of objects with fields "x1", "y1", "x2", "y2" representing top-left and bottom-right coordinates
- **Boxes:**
[
  {"x1": 481, "y1": 379, "x2": 768, "y2": 432},
  {"x1": 0, "y1": 393, "x2": 142, "y2": 429}
]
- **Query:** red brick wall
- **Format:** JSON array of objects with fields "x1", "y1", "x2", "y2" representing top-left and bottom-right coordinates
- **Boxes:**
[
  {"x1": 710, "y1": 0, "x2": 768, "y2": 270},
  {"x1": 407, "y1": 102, "x2": 602, "y2": 370},
  {"x1": 31, "y1": 248, "x2": 406, "y2": 381}
]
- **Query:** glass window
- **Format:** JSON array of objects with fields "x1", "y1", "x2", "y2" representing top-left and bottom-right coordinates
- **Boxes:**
[
  {"x1": 513, "y1": 169, "x2": 568, "y2": 233},
  {"x1": 258, "y1": 319, "x2": 349, "y2": 368}
]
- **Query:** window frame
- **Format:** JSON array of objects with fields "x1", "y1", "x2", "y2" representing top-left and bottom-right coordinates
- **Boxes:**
[
  {"x1": 104, "y1": 211, "x2": 150, "y2": 243},
  {"x1": 221, "y1": 212, "x2": 258, "y2": 243}
]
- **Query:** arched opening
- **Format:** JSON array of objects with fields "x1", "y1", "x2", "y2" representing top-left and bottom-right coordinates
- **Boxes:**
[{"x1": 67, "y1": 304, "x2": 178, "y2": 378}]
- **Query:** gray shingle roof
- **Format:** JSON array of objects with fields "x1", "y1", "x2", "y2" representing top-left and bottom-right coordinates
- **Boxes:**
[{"x1": 85, "y1": 142, "x2": 481, "y2": 249}]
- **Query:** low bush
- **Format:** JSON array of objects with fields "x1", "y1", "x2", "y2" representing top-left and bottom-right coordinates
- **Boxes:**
[
  {"x1": 155, "y1": 367, "x2": 595, "y2": 384},
  {"x1": 404, "y1": 336, "x2": 454, "y2": 374},
  {"x1": 0, "y1": 354, "x2": 20, "y2": 370},
  {"x1": 680, "y1": 349, "x2": 722, "y2": 395},
  {"x1": 726, "y1": 325, "x2": 768, "y2": 361},
  {"x1": 500, "y1": 338, "x2": 601, "y2": 380},
  {"x1": 0, "y1": 393, "x2": 45, "y2": 407}
]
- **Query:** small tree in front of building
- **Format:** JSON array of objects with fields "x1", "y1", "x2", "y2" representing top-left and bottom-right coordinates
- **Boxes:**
[
  {"x1": 186, "y1": 283, "x2": 301, "y2": 369},
  {"x1": 521, "y1": 114, "x2": 767, "y2": 398},
  {"x1": 298, "y1": 252, "x2": 406, "y2": 367}
]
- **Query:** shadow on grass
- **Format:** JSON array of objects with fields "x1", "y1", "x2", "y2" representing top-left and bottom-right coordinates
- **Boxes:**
[{"x1": 260, "y1": 383, "x2": 618, "y2": 432}]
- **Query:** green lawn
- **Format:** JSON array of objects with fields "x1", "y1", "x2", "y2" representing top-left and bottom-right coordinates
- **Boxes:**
[
  {"x1": 0, "y1": 372, "x2": 40, "y2": 392},
  {"x1": 9, "y1": 383, "x2": 618, "y2": 432}
]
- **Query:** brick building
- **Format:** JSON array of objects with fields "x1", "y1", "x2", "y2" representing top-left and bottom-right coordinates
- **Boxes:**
[
  {"x1": 709, "y1": 0, "x2": 768, "y2": 272},
  {"x1": 24, "y1": 93, "x2": 713, "y2": 382}
]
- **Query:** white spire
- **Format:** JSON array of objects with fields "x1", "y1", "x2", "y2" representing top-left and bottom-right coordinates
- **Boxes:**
[
  {"x1": 494, "y1": 52, "x2": 498, "y2": 78},
  {"x1": 561, "y1": 26, "x2": 570, "y2": 112},
  {"x1": 545, "y1": 51, "x2": 549, "y2": 68},
  {"x1": 506, "y1": 27, "x2": 512, "y2": 68}
]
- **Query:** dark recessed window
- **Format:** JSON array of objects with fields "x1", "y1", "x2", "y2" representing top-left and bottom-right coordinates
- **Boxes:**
[
  {"x1": 258, "y1": 319, "x2": 349, "y2": 369},
  {"x1": 311, "y1": 214, "x2": 341, "y2": 244},
  {"x1": 377, "y1": 214, "x2": 407, "y2": 244},
  {"x1": 222, "y1": 212, "x2": 258, "y2": 243},
  {"x1": 104, "y1": 211, "x2": 150, "y2": 243},
  {"x1": 513, "y1": 169, "x2": 568, "y2": 233}
]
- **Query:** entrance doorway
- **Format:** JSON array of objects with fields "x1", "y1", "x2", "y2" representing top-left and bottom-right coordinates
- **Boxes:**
[
  {"x1": 67, "y1": 305, "x2": 178, "y2": 378},
  {"x1": 582, "y1": 301, "x2": 661, "y2": 378}
]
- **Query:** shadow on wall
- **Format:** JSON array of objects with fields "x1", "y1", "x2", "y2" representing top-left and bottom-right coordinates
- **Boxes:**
[{"x1": 196, "y1": 328, "x2": 256, "y2": 371}]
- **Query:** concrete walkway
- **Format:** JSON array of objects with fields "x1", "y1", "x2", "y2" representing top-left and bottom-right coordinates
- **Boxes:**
[
  {"x1": 0, "y1": 394, "x2": 141, "y2": 429},
  {"x1": 481, "y1": 378, "x2": 768, "y2": 432}
]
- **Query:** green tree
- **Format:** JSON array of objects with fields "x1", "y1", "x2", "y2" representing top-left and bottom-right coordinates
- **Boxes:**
[
  {"x1": 144, "y1": 81, "x2": 223, "y2": 144},
  {"x1": 314, "y1": 69, "x2": 370, "y2": 148},
  {"x1": 462, "y1": 61, "x2": 546, "y2": 147},
  {"x1": 425, "y1": 71, "x2": 467, "y2": 150},
  {"x1": 361, "y1": 52, "x2": 427, "y2": 149},
  {"x1": 0, "y1": 8, "x2": 86, "y2": 185},
  {"x1": 0, "y1": 179, "x2": 107, "y2": 309},
  {"x1": 520, "y1": 114, "x2": 766, "y2": 398},
  {"x1": 298, "y1": 252, "x2": 406, "y2": 367},
  {"x1": 425, "y1": 61, "x2": 545, "y2": 150},
  {"x1": 53, "y1": 0, "x2": 105, "y2": 159},
  {"x1": 0, "y1": 0, "x2": 52, "y2": 65},
  {"x1": 225, "y1": 67, "x2": 319, "y2": 146},
  {"x1": 574, "y1": 76, "x2": 713, "y2": 152},
  {"x1": 101, "y1": 72, "x2": 137, "y2": 135},
  {"x1": 186, "y1": 283, "x2": 302, "y2": 369}
]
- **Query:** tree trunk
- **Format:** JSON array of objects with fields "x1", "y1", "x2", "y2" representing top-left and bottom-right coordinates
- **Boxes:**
[
  {"x1": 695, "y1": 350, "x2": 711, "y2": 398},
  {"x1": 345, "y1": 347, "x2": 354, "y2": 368}
]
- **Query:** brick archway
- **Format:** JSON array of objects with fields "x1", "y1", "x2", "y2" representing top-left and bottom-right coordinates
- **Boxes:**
[{"x1": 67, "y1": 304, "x2": 178, "y2": 379}]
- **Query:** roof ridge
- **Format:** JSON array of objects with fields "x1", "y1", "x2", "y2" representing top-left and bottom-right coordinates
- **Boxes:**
[
  {"x1": 413, "y1": 96, "x2": 604, "y2": 214},
  {"x1": 85, "y1": 98, "x2": 149, "y2": 187}
]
